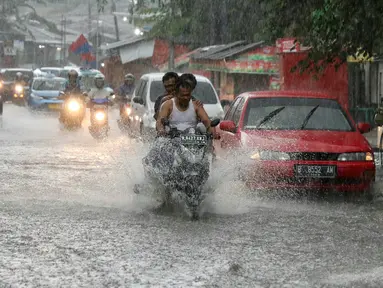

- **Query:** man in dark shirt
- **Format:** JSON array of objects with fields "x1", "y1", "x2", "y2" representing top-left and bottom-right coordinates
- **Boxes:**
[
  {"x1": 153, "y1": 72, "x2": 179, "y2": 120},
  {"x1": 153, "y1": 72, "x2": 202, "y2": 120}
]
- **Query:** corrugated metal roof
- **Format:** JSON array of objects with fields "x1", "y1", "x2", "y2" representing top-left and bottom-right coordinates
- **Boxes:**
[
  {"x1": 100, "y1": 35, "x2": 146, "y2": 50},
  {"x1": 191, "y1": 41, "x2": 245, "y2": 60},
  {"x1": 206, "y1": 41, "x2": 264, "y2": 60}
]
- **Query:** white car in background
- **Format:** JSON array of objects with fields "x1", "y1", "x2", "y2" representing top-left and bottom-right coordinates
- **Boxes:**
[{"x1": 129, "y1": 73, "x2": 224, "y2": 137}]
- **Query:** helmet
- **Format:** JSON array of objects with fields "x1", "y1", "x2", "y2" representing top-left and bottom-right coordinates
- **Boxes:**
[
  {"x1": 68, "y1": 69, "x2": 78, "y2": 78},
  {"x1": 124, "y1": 73, "x2": 135, "y2": 81},
  {"x1": 94, "y1": 74, "x2": 105, "y2": 88},
  {"x1": 16, "y1": 72, "x2": 23, "y2": 80}
]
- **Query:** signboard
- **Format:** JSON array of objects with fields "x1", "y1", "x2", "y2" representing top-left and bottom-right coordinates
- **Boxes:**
[
  {"x1": 4, "y1": 46, "x2": 16, "y2": 56},
  {"x1": 276, "y1": 38, "x2": 300, "y2": 53}
]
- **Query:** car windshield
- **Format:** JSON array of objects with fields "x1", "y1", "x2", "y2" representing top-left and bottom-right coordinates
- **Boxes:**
[
  {"x1": 3, "y1": 70, "x2": 33, "y2": 81},
  {"x1": 32, "y1": 79, "x2": 66, "y2": 91},
  {"x1": 41, "y1": 69, "x2": 61, "y2": 77},
  {"x1": 243, "y1": 97, "x2": 354, "y2": 131},
  {"x1": 149, "y1": 80, "x2": 218, "y2": 104}
]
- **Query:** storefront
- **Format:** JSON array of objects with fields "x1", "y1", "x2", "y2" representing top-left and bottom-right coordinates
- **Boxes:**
[{"x1": 190, "y1": 41, "x2": 280, "y2": 100}]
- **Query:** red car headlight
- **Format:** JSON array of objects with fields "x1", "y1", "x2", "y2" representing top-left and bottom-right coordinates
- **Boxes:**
[{"x1": 338, "y1": 152, "x2": 373, "y2": 161}]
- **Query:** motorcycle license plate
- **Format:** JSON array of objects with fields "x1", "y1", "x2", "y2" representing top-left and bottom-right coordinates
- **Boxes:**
[
  {"x1": 181, "y1": 134, "x2": 207, "y2": 145},
  {"x1": 48, "y1": 104, "x2": 61, "y2": 109}
]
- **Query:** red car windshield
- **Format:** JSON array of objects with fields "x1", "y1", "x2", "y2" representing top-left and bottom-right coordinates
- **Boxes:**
[{"x1": 243, "y1": 97, "x2": 354, "y2": 131}]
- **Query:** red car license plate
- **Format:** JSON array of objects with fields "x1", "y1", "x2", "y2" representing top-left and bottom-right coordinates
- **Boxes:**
[{"x1": 294, "y1": 165, "x2": 337, "y2": 178}]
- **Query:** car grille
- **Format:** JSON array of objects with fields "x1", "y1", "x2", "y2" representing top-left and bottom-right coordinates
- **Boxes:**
[
  {"x1": 41, "y1": 96, "x2": 58, "y2": 100},
  {"x1": 288, "y1": 152, "x2": 339, "y2": 161}
]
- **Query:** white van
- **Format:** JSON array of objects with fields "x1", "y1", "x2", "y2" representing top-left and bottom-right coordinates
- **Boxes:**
[{"x1": 129, "y1": 73, "x2": 224, "y2": 136}]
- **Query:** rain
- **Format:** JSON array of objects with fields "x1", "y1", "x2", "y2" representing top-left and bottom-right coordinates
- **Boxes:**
[{"x1": 1, "y1": 0, "x2": 383, "y2": 287}]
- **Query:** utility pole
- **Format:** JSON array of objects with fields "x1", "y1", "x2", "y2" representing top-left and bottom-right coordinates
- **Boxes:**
[
  {"x1": 112, "y1": 0, "x2": 120, "y2": 41},
  {"x1": 88, "y1": 0, "x2": 91, "y2": 39},
  {"x1": 96, "y1": 2, "x2": 99, "y2": 70},
  {"x1": 63, "y1": 16, "x2": 66, "y2": 65},
  {"x1": 61, "y1": 14, "x2": 64, "y2": 64},
  {"x1": 168, "y1": 0, "x2": 175, "y2": 70}
]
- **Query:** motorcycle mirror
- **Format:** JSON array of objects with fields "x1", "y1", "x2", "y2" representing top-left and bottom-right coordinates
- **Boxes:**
[
  {"x1": 59, "y1": 91, "x2": 65, "y2": 96},
  {"x1": 210, "y1": 118, "x2": 221, "y2": 127}
]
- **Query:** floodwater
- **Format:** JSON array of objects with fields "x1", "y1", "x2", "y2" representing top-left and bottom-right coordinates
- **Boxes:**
[{"x1": 1, "y1": 104, "x2": 383, "y2": 287}]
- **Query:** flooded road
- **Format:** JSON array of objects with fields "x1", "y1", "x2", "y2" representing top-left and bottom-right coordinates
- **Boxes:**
[{"x1": 1, "y1": 104, "x2": 383, "y2": 287}]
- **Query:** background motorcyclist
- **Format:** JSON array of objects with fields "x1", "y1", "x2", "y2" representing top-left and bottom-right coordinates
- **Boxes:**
[
  {"x1": 14, "y1": 72, "x2": 27, "y2": 88},
  {"x1": 118, "y1": 73, "x2": 135, "y2": 98},
  {"x1": 59, "y1": 70, "x2": 85, "y2": 123},
  {"x1": 117, "y1": 73, "x2": 135, "y2": 115},
  {"x1": 156, "y1": 74, "x2": 214, "y2": 136},
  {"x1": 87, "y1": 75, "x2": 113, "y2": 100},
  {"x1": 63, "y1": 70, "x2": 81, "y2": 95}
]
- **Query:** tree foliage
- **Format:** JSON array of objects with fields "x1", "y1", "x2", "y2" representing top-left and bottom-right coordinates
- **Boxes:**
[{"x1": 97, "y1": 0, "x2": 383, "y2": 67}]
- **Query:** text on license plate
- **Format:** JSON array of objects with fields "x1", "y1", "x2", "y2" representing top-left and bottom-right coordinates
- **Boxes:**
[
  {"x1": 294, "y1": 165, "x2": 337, "y2": 178},
  {"x1": 181, "y1": 134, "x2": 207, "y2": 144},
  {"x1": 48, "y1": 104, "x2": 61, "y2": 109}
]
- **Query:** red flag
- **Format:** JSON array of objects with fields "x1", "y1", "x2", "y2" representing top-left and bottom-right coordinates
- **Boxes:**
[{"x1": 69, "y1": 34, "x2": 88, "y2": 53}]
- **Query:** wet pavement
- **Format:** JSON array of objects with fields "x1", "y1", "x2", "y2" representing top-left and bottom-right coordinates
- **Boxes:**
[{"x1": 1, "y1": 104, "x2": 383, "y2": 287}]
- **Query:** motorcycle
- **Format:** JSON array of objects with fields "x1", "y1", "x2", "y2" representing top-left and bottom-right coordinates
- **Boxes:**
[
  {"x1": 142, "y1": 118, "x2": 220, "y2": 220},
  {"x1": 12, "y1": 84, "x2": 26, "y2": 106},
  {"x1": 117, "y1": 95, "x2": 133, "y2": 134},
  {"x1": 58, "y1": 92, "x2": 86, "y2": 130},
  {"x1": 87, "y1": 93, "x2": 114, "y2": 139}
]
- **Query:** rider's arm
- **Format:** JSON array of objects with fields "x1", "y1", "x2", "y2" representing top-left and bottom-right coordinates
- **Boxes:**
[
  {"x1": 194, "y1": 102, "x2": 213, "y2": 133},
  {"x1": 156, "y1": 100, "x2": 172, "y2": 132}
]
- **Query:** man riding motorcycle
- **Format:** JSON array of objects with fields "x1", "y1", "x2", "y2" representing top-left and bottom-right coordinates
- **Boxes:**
[
  {"x1": 63, "y1": 69, "x2": 81, "y2": 94},
  {"x1": 87, "y1": 75, "x2": 111, "y2": 100},
  {"x1": 59, "y1": 70, "x2": 85, "y2": 124},
  {"x1": 117, "y1": 73, "x2": 135, "y2": 115},
  {"x1": 118, "y1": 73, "x2": 135, "y2": 98},
  {"x1": 13, "y1": 72, "x2": 27, "y2": 90},
  {"x1": 156, "y1": 74, "x2": 216, "y2": 136},
  {"x1": 154, "y1": 72, "x2": 203, "y2": 120},
  {"x1": 135, "y1": 74, "x2": 218, "y2": 204}
]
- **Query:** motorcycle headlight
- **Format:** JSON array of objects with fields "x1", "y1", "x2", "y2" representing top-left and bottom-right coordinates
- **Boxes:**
[
  {"x1": 250, "y1": 151, "x2": 290, "y2": 161},
  {"x1": 68, "y1": 100, "x2": 81, "y2": 111},
  {"x1": 338, "y1": 152, "x2": 373, "y2": 162},
  {"x1": 126, "y1": 107, "x2": 131, "y2": 115},
  {"x1": 95, "y1": 111, "x2": 106, "y2": 121},
  {"x1": 15, "y1": 85, "x2": 23, "y2": 93}
]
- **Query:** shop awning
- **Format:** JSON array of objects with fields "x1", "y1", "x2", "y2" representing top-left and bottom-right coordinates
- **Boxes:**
[
  {"x1": 158, "y1": 48, "x2": 201, "y2": 72},
  {"x1": 119, "y1": 39, "x2": 155, "y2": 64},
  {"x1": 190, "y1": 45, "x2": 279, "y2": 75}
]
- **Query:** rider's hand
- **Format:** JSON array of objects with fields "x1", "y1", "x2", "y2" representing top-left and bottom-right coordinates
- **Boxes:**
[
  {"x1": 157, "y1": 130, "x2": 167, "y2": 137},
  {"x1": 162, "y1": 95, "x2": 173, "y2": 103},
  {"x1": 194, "y1": 99, "x2": 203, "y2": 107}
]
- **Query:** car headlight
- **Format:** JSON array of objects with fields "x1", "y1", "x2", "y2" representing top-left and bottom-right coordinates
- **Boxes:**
[
  {"x1": 338, "y1": 152, "x2": 373, "y2": 161},
  {"x1": 250, "y1": 151, "x2": 290, "y2": 161},
  {"x1": 30, "y1": 94, "x2": 43, "y2": 100},
  {"x1": 15, "y1": 85, "x2": 23, "y2": 93},
  {"x1": 68, "y1": 100, "x2": 81, "y2": 111}
]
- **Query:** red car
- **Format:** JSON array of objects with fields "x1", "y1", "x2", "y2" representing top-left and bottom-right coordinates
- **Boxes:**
[{"x1": 216, "y1": 91, "x2": 375, "y2": 193}]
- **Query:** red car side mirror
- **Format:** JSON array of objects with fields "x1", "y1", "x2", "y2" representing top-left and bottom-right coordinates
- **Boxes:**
[
  {"x1": 220, "y1": 120, "x2": 236, "y2": 133},
  {"x1": 357, "y1": 122, "x2": 371, "y2": 134}
]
